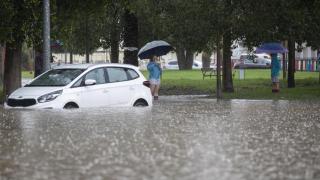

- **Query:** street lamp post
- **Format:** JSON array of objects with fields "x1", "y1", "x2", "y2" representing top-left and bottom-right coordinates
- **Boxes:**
[{"x1": 43, "y1": 0, "x2": 51, "y2": 72}]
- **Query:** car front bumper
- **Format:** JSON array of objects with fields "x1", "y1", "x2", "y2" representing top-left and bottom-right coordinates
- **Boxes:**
[{"x1": 4, "y1": 98, "x2": 66, "y2": 109}]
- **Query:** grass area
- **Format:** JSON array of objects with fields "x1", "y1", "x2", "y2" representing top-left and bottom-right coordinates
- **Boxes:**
[
  {"x1": 22, "y1": 71, "x2": 34, "y2": 78},
  {"x1": 143, "y1": 69, "x2": 320, "y2": 100}
]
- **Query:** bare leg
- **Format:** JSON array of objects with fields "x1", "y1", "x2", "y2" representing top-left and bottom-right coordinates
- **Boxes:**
[
  {"x1": 154, "y1": 85, "x2": 160, "y2": 99},
  {"x1": 150, "y1": 84, "x2": 156, "y2": 96}
]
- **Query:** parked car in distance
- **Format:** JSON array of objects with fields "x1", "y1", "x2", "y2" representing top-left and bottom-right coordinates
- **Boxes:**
[
  {"x1": 233, "y1": 53, "x2": 271, "y2": 69},
  {"x1": 5, "y1": 64, "x2": 152, "y2": 109},
  {"x1": 164, "y1": 60, "x2": 203, "y2": 69}
]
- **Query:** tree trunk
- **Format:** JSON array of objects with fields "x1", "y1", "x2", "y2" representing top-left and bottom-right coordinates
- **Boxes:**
[
  {"x1": 85, "y1": 52, "x2": 90, "y2": 63},
  {"x1": 282, "y1": 53, "x2": 286, "y2": 79},
  {"x1": 282, "y1": 41, "x2": 288, "y2": 80},
  {"x1": 176, "y1": 46, "x2": 186, "y2": 70},
  {"x1": 222, "y1": 32, "x2": 234, "y2": 92},
  {"x1": 70, "y1": 51, "x2": 73, "y2": 64},
  {"x1": 85, "y1": 15, "x2": 90, "y2": 63},
  {"x1": 110, "y1": 21, "x2": 119, "y2": 63},
  {"x1": 123, "y1": 9, "x2": 138, "y2": 66},
  {"x1": 0, "y1": 44, "x2": 5, "y2": 88},
  {"x1": 110, "y1": 16, "x2": 120, "y2": 63},
  {"x1": 34, "y1": 48, "x2": 44, "y2": 77},
  {"x1": 176, "y1": 46, "x2": 193, "y2": 70},
  {"x1": 202, "y1": 52, "x2": 210, "y2": 68},
  {"x1": 216, "y1": 43, "x2": 222, "y2": 99},
  {"x1": 185, "y1": 50, "x2": 194, "y2": 69},
  {"x1": 287, "y1": 38, "x2": 295, "y2": 88},
  {"x1": 4, "y1": 43, "x2": 22, "y2": 98}
]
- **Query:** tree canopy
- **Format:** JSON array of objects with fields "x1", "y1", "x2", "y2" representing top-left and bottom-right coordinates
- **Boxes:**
[{"x1": 1, "y1": 0, "x2": 320, "y2": 99}]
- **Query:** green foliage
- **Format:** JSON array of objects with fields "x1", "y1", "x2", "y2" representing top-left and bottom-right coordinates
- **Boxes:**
[
  {"x1": 98, "y1": 0, "x2": 123, "y2": 50},
  {"x1": 134, "y1": 0, "x2": 222, "y2": 52},
  {"x1": 0, "y1": 0, "x2": 42, "y2": 46},
  {"x1": 54, "y1": 0, "x2": 105, "y2": 54},
  {"x1": 236, "y1": 0, "x2": 320, "y2": 48},
  {"x1": 0, "y1": 0, "x2": 14, "y2": 43}
]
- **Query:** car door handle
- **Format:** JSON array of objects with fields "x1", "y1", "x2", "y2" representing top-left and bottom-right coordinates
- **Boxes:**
[
  {"x1": 103, "y1": 90, "x2": 109, "y2": 93},
  {"x1": 129, "y1": 87, "x2": 135, "y2": 91}
]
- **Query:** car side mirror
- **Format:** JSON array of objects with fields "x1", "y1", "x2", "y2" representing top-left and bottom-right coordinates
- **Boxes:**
[{"x1": 85, "y1": 79, "x2": 96, "y2": 86}]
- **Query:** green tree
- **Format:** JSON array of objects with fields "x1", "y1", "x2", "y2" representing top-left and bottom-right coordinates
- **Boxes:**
[
  {"x1": 163, "y1": 0, "x2": 213, "y2": 69},
  {"x1": 134, "y1": 0, "x2": 215, "y2": 69},
  {"x1": 99, "y1": 0, "x2": 123, "y2": 63},
  {"x1": 0, "y1": 0, "x2": 42, "y2": 98},
  {"x1": 236, "y1": 0, "x2": 320, "y2": 88},
  {"x1": 0, "y1": 0, "x2": 13, "y2": 92},
  {"x1": 122, "y1": 9, "x2": 139, "y2": 66},
  {"x1": 54, "y1": 0, "x2": 104, "y2": 63}
]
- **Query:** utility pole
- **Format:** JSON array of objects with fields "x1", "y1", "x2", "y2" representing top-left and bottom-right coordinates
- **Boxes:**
[
  {"x1": 282, "y1": 41, "x2": 288, "y2": 80},
  {"x1": 216, "y1": 39, "x2": 222, "y2": 99},
  {"x1": 43, "y1": 0, "x2": 51, "y2": 71}
]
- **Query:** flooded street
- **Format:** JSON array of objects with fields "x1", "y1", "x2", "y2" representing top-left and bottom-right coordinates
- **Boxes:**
[{"x1": 0, "y1": 96, "x2": 320, "y2": 180}]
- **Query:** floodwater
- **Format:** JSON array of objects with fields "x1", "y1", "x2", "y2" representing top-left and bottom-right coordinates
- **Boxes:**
[{"x1": 0, "y1": 96, "x2": 320, "y2": 180}]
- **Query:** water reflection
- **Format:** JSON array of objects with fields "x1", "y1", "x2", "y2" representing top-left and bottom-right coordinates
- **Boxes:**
[{"x1": 0, "y1": 97, "x2": 320, "y2": 180}]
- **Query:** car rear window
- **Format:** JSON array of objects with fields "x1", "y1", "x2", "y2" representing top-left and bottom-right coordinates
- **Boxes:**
[{"x1": 127, "y1": 69, "x2": 139, "y2": 80}]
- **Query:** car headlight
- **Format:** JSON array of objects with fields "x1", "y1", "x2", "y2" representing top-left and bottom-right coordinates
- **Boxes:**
[{"x1": 37, "y1": 90, "x2": 63, "y2": 103}]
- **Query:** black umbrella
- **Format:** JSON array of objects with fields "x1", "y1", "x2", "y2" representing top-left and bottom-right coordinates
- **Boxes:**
[{"x1": 138, "y1": 40, "x2": 173, "y2": 59}]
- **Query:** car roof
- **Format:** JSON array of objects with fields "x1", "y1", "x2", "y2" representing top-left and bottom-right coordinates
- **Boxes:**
[{"x1": 52, "y1": 63, "x2": 140, "y2": 71}]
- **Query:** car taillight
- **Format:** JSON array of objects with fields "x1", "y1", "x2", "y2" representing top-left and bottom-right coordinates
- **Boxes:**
[{"x1": 143, "y1": 81, "x2": 150, "y2": 87}]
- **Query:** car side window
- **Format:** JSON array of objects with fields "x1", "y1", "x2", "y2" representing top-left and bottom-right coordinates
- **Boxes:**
[
  {"x1": 107, "y1": 67, "x2": 128, "y2": 83},
  {"x1": 85, "y1": 68, "x2": 106, "y2": 85},
  {"x1": 127, "y1": 69, "x2": 139, "y2": 80}
]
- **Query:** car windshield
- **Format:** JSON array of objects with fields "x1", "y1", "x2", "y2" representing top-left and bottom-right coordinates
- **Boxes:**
[{"x1": 26, "y1": 69, "x2": 85, "y2": 87}]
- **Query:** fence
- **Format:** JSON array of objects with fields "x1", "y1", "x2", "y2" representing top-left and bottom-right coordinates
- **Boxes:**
[
  {"x1": 295, "y1": 59, "x2": 319, "y2": 72},
  {"x1": 280, "y1": 59, "x2": 319, "y2": 72}
]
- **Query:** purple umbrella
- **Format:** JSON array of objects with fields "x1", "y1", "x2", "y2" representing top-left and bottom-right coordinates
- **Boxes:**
[{"x1": 255, "y1": 42, "x2": 288, "y2": 54}]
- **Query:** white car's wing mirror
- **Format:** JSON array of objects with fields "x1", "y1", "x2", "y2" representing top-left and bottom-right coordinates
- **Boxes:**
[{"x1": 85, "y1": 79, "x2": 96, "y2": 86}]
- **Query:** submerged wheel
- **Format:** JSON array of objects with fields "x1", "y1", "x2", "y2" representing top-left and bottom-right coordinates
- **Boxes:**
[
  {"x1": 133, "y1": 99, "x2": 148, "y2": 107},
  {"x1": 63, "y1": 102, "x2": 79, "y2": 109}
]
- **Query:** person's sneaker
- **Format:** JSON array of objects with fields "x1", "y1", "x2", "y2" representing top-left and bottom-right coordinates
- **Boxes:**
[
  {"x1": 154, "y1": 96, "x2": 159, "y2": 100},
  {"x1": 272, "y1": 89, "x2": 280, "y2": 93}
]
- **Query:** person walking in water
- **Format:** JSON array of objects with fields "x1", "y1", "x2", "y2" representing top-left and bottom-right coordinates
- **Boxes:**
[{"x1": 147, "y1": 55, "x2": 162, "y2": 100}]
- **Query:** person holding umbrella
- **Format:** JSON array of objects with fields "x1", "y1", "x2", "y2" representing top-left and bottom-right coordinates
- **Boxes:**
[
  {"x1": 256, "y1": 42, "x2": 288, "y2": 93},
  {"x1": 147, "y1": 55, "x2": 162, "y2": 100},
  {"x1": 138, "y1": 40, "x2": 173, "y2": 100}
]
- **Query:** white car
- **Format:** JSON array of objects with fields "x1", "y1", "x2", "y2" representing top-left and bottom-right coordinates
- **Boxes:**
[
  {"x1": 164, "y1": 60, "x2": 202, "y2": 69},
  {"x1": 233, "y1": 53, "x2": 272, "y2": 69},
  {"x1": 5, "y1": 64, "x2": 152, "y2": 109}
]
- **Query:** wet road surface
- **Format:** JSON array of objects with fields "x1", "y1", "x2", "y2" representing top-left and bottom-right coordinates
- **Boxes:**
[{"x1": 0, "y1": 96, "x2": 320, "y2": 180}]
